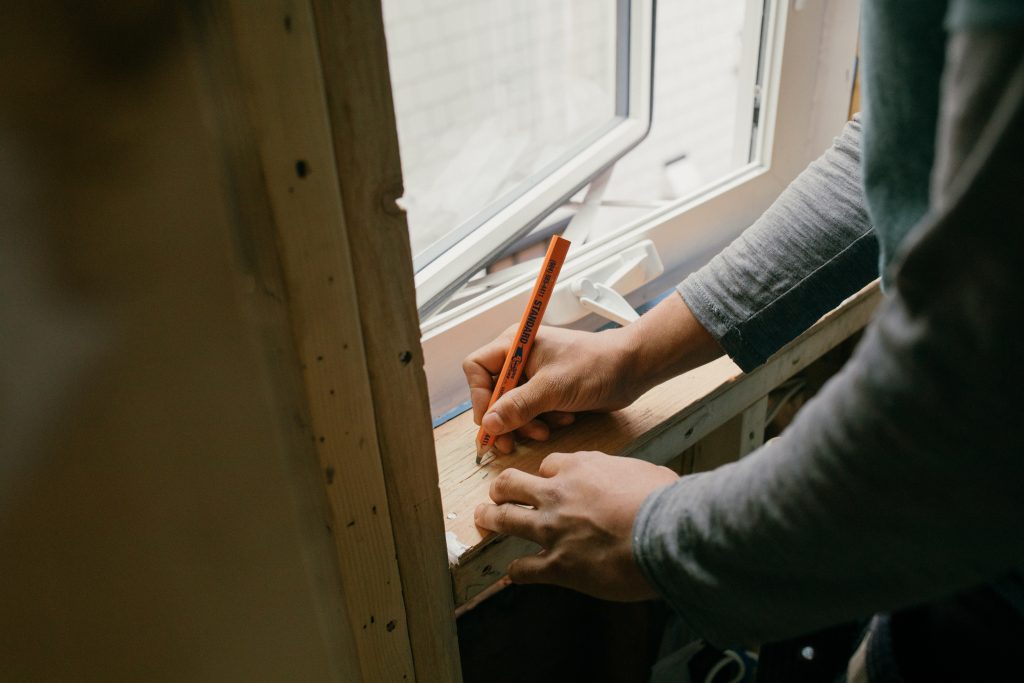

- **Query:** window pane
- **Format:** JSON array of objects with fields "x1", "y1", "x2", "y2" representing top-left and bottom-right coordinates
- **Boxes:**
[
  {"x1": 532, "y1": 0, "x2": 764, "y2": 247},
  {"x1": 382, "y1": 0, "x2": 622, "y2": 269},
  {"x1": 604, "y1": 0, "x2": 760, "y2": 204},
  {"x1": 449, "y1": 1, "x2": 764, "y2": 306}
]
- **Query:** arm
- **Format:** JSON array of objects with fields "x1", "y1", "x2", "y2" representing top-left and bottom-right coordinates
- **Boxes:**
[
  {"x1": 634, "y1": 55, "x2": 1024, "y2": 646},
  {"x1": 680, "y1": 114, "x2": 877, "y2": 372},
  {"x1": 466, "y1": 118, "x2": 876, "y2": 449}
]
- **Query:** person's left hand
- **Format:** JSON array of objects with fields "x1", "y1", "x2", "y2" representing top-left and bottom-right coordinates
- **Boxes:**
[{"x1": 474, "y1": 450, "x2": 679, "y2": 601}]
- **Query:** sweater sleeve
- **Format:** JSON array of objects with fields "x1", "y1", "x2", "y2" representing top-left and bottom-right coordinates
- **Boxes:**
[
  {"x1": 633, "y1": 54, "x2": 1024, "y2": 648},
  {"x1": 679, "y1": 115, "x2": 878, "y2": 372}
]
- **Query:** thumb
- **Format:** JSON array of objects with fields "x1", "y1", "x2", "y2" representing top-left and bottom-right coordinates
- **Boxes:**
[{"x1": 482, "y1": 374, "x2": 562, "y2": 436}]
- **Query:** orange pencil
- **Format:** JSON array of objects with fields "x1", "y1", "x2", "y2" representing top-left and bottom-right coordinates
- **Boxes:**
[{"x1": 476, "y1": 235, "x2": 571, "y2": 462}]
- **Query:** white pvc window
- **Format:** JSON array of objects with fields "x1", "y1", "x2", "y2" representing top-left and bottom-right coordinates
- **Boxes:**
[
  {"x1": 383, "y1": 0, "x2": 655, "y2": 317},
  {"x1": 389, "y1": 0, "x2": 861, "y2": 419}
]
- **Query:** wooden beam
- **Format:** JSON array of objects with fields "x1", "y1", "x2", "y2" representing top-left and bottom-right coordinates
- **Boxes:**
[
  {"x1": 310, "y1": 2, "x2": 462, "y2": 680},
  {"x1": 439, "y1": 283, "x2": 881, "y2": 606},
  {"x1": 187, "y1": 3, "x2": 431, "y2": 679}
]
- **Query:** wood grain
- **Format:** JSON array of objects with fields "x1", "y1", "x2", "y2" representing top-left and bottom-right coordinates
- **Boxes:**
[
  {"x1": 201, "y1": 3, "x2": 419, "y2": 679},
  {"x1": 439, "y1": 283, "x2": 881, "y2": 605},
  {"x1": 310, "y1": 1, "x2": 462, "y2": 680}
]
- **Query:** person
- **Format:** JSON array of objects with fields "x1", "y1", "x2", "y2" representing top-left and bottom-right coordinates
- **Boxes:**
[{"x1": 463, "y1": 2, "x2": 1024, "y2": 679}]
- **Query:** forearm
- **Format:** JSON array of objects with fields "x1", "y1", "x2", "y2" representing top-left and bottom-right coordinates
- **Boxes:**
[
  {"x1": 681, "y1": 115, "x2": 877, "y2": 372},
  {"x1": 618, "y1": 118, "x2": 875, "y2": 396},
  {"x1": 619, "y1": 292, "x2": 724, "y2": 400},
  {"x1": 633, "y1": 62, "x2": 1024, "y2": 645}
]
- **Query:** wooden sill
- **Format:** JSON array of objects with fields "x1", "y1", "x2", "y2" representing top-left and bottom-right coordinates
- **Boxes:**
[{"x1": 435, "y1": 282, "x2": 881, "y2": 607}]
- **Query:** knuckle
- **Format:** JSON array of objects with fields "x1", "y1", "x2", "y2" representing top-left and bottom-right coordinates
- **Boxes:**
[
  {"x1": 537, "y1": 514, "x2": 558, "y2": 543},
  {"x1": 491, "y1": 470, "x2": 514, "y2": 497},
  {"x1": 543, "y1": 482, "x2": 563, "y2": 505}
]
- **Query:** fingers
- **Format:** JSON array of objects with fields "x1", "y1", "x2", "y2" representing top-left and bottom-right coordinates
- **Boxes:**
[
  {"x1": 488, "y1": 468, "x2": 548, "y2": 506},
  {"x1": 462, "y1": 335, "x2": 513, "y2": 425},
  {"x1": 481, "y1": 375, "x2": 562, "y2": 437},
  {"x1": 493, "y1": 433, "x2": 516, "y2": 455},
  {"x1": 515, "y1": 419, "x2": 550, "y2": 443},
  {"x1": 537, "y1": 451, "x2": 575, "y2": 478},
  {"x1": 541, "y1": 411, "x2": 576, "y2": 428},
  {"x1": 508, "y1": 552, "x2": 560, "y2": 586},
  {"x1": 474, "y1": 503, "x2": 545, "y2": 545},
  {"x1": 490, "y1": 416, "x2": 565, "y2": 455}
]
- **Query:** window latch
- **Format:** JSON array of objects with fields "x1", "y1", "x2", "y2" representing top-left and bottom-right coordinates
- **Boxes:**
[{"x1": 546, "y1": 240, "x2": 664, "y2": 326}]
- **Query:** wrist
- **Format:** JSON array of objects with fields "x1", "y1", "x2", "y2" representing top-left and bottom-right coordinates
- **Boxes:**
[
  {"x1": 609, "y1": 321, "x2": 647, "y2": 403},
  {"x1": 618, "y1": 292, "x2": 724, "y2": 398}
]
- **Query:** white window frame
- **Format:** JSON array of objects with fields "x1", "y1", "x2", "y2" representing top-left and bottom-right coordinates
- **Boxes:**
[
  {"x1": 413, "y1": 0, "x2": 656, "y2": 318},
  {"x1": 421, "y1": 0, "x2": 861, "y2": 419}
]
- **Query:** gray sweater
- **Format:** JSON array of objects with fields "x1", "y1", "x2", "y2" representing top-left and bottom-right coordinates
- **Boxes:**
[{"x1": 633, "y1": 40, "x2": 1024, "y2": 646}]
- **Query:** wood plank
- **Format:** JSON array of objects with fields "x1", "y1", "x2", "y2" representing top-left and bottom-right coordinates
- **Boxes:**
[
  {"x1": 687, "y1": 396, "x2": 768, "y2": 474},
  {"x1": 310, "y1": 2, "x2": 462, "y2": 680},
  {"x1": 439, "y1": 283, "x2": 881, "y2": 606},
  {"x1": 194, "y1": 3, "x2": 421, "y2": 679}
]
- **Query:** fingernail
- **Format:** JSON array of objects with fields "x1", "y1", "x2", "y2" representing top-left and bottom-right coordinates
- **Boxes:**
[{"x1": 483, "y1": 411, "x2": 505, "y2": 433}]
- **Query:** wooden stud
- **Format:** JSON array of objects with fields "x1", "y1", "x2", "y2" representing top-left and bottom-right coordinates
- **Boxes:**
[
  {"x1": 687, "y1": 396, "x2": 768, "y2": 474},
  {"x1": 310, "y1": 1, "x2": 462, "y2": 680},
  {"x1": 186, "y1": 2, "x2": 429, "y2": 679}
]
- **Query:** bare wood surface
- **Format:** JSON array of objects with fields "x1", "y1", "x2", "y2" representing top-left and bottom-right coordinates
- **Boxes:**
[
  {"x1": 439, "y1": 283, "x2": 881, "y2": 606},
  {"x1": 201, "y1": 3, "x2": 420, "y2": 679},
  {"x1": 311, "y1": 1, "x2": 462, "y2": 679},
  {"x1": 687, "y1": 396, "x2": 768, "y2": 474}
]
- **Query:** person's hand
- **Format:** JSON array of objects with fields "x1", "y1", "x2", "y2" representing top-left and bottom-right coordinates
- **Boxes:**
[
  {"x1": 463, "y1": 325, "x2": 641, "y2": 454},
  {"x1": 463, "y1": 293, "x2": 723, "y2": 454},
  {"x1": 474, "y1": 450, "x2": 679, "y2": 601}
]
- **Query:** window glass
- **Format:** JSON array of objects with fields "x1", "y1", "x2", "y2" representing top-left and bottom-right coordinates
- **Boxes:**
[
  {"x1": 383, "y1": 0, "x2": 622, "y2": 270},
  {"x1": 491, "y1": 0, "x2": 764, "y2": 257},
  {"x1": 603, "y1": 1, "x2": 760, "y2": 209}
]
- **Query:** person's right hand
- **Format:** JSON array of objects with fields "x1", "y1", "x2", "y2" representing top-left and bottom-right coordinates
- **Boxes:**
[
  {"x1": 463, "y1": 324, "x2": 641, "y2": 454},
  {"x1": 462, "y1": 292, "x2": 724, "y2": 454}
]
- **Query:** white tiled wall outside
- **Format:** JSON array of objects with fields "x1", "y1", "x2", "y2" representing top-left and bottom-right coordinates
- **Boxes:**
[{"x1": 383, "y1": 0, "x2": 755, "y2": 258}]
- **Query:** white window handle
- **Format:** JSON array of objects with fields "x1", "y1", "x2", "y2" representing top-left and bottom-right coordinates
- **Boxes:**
[
  {"x1": 573, "y1": 280, "x2": 639, "y2": 326},
  {"x1": 545, "y1": 239, "x2": 664, "y2": 326}
]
